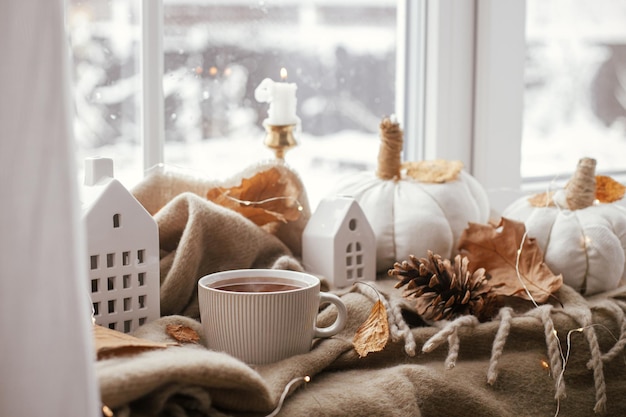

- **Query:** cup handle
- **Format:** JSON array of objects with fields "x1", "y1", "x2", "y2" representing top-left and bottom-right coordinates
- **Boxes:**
[{"x1": 314, "y1": 292, "x2": 348, "y2": 338}]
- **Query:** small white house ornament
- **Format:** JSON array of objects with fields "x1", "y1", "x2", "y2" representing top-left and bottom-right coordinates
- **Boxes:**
[
  {"x1": 82, "y1": 157, "x2": 160, "y2": 333},
  {"x1": 302, "y1": 196, "x2": 376, "y2": 288}
]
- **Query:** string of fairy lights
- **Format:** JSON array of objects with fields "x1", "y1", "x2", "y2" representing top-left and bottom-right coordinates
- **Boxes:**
[
  {"x1": 221, "y1": 193, "x2": 304, "y2": 213},
  {"x1": 264, "y1": 376, "x2": 311, "y2": 417}
]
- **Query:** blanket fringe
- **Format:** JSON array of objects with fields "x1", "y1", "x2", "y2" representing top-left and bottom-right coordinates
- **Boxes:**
[
  {"x1": 569, "y1": 306, "x2": 607, "y2": 413},
  {"x1": 362, "y1": 283, "x2": 626, "y2": 414},
  {"x1": 534, "y1": 305, "x2": 568, "y2": 401},
  {"x1": 599, "y1": 300, "x2": 626, "y2": 363},
  {"x1": 387, "y1": 297, "x2": 417, "y2": 356},
  {"x1": 487, "y1": 307, "x2": 513, "y2": 385},
  {"x1": 422, "y1": 315, "x2": 479, "y2": 369}
]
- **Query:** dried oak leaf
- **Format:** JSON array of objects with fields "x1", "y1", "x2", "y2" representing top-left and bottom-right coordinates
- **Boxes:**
[
  {"x1": 457, "y1": 217, "x2": 562, "y2": 303},
  {"x1": 166, "y1": 324, "x2": 200, "y2": 344},
  {"x1": 596, "y1": 175, "x2": 626, "y2": 203},
  {"x1": 206, "y1": 166, "x2": 302, "y2": 226},
  {"x1": 353, "y1": 300, "x2": 390, "y2": 358},
  {"x1": 402, "y1": 159, "x2": 463, "y2": 183}
]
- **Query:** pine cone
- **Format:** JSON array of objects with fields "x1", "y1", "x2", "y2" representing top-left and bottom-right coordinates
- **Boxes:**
[{"x1": 389, "y1": 251, "x2": 498, "y2": 322}]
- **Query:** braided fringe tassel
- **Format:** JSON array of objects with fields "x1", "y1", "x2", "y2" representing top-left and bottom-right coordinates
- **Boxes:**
[
  {"x1": 599, "y1": 300, "x2": 626, "y2": 363},
  {"x1": 422, "y1": 315, "x2": 479, "y2": 369},
  {"x1": 537, "y1": 305, "x2": 567, "y2": 401},
  {"x1": 570, "y1": 308, "x2": 607, "y2": 413},
  {"x1": 386, "y1": 297, "x2": 417, "y2": 356},
  {"x1": 586, "y1": 327, "x2": 608, "y2": 413},
  {"x1": 487, "y1": 307, "x2": 513, "y2": 385}
]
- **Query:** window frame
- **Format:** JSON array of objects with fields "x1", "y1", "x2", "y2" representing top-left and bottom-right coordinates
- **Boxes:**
[
  {"x1": 472, "y1": 0, "x2": 526, "y2": 210},
  {"x1": 416, "y1": 0, "x2": 526, "y2": 212},
  {"x1": 141, "y1": 0, "x2": 165, "y2": 172},
  {"x1": 421, "y1": 0, "x2": 476, "y2": 168}
]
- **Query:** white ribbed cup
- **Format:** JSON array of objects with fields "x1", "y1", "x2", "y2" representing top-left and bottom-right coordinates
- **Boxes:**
[{"x1": 198, "y1": 269, "x2": 347, "y2": 365}]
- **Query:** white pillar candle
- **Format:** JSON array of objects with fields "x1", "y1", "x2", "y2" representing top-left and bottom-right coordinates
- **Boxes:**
[{"x1": 255, "y1": 69, "x2": 298, "y2": 126}]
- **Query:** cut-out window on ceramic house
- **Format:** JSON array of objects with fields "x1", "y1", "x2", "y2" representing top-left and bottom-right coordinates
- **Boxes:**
[
  {"x1": 90, "y1": 255, "x2": 98, "y2": 270},
  {"x1": 345, "y1": 218, "x2": 367, "y2": 279}
]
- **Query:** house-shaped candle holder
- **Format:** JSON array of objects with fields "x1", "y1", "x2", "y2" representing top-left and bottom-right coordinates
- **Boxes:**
[
  {"x1": 82, "y1": 157, "x2": 160, "y2": 333},
  {"x1": 302, "y1": 196, "x2": 376, "y2": 288}
]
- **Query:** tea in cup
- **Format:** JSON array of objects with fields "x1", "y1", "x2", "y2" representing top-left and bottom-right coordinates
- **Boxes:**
[{"x1": 198, "y1": 269, "x2": 347, "y2": 364}]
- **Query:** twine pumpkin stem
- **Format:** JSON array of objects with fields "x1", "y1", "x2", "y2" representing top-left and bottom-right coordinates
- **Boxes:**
[
  {"x1": 566, "y1": 157, "x2": 596, "y2": 210},
  {"x1": 377, "y1": 116, "x2": 403, "y2": 180}
]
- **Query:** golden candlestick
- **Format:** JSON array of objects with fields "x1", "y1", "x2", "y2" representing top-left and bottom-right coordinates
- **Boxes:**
[{"x1": 264, "y1": 124, "x2": 297, "y2": 159}]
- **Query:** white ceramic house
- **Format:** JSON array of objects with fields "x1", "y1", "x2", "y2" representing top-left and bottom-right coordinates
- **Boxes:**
[
  {"x1": 82, "y1": 157, "x2": 160, "y2": 333},
  {"x1": 302, "y1": 196, "x2": 376, "y2": 288}
]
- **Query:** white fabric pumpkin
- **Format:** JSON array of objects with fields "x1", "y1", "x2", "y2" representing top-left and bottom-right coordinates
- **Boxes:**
[
  {"x1": 502, "y1": 157, "x2": 626, "y2": 296},
  {"x1": 330, "y1": 117, "x2": 490, "y2": 272}
]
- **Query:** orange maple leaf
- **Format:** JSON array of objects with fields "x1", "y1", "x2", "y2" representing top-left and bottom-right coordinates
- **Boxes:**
[
  {"x1": 353, "y1": 299, "x2": 390, "y2": 358},
  {"x1": 457, "y1": 217, "x2": 562, "y2": 303},
  {"x1": 596, "y1": 175, "x2": 626, "y2": 203},
  {"x1": 206, "y1": 166, "x2": 302, "y2": 226}
]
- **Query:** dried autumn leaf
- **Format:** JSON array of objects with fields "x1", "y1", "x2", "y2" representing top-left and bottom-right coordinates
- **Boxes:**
[
  {"x1": 206, "y1": 166, "x2": 302, "y2": 226},
  {"x1": 528, "y1": 175, "x2": 625, "y2": 207},
  {"x1": 166, "y1": 324, "x2": 200, "y2": 344},
  {"x1": 402, "y1": 159, "x2": 463, "y2": 183},
  {"x1": 353, "y1": 300, "x2": 390, "y2": 358},
  {"x1": 595, "y1": 175, "x2": 626, "y2": 203},
  {"x1": 457, "y1": 217, "x2": 563, "y2": 303},
  {"x1": 528, "y1": 190, "x2": 556, "y2": 208},
  {"x1": 94, "y1": 325, "x2": 168, "y2": 360}
]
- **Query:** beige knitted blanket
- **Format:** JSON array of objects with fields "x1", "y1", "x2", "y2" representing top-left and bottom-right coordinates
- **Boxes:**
[
  {"x1": 130, "y1": 161, "x2": 311, "y2": 318},
  {"x1": 95, "y1": 165, "x2": 626, "y2": 417}
]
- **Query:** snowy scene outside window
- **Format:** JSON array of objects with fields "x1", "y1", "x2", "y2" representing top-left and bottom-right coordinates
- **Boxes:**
[
  {"x1": 523, "y1": 0, "x2": 626, "y2": 180},
  {"x1": 67, "y1": 0, "x2": 626, "y2": 207},
  {"x1": 68, "y1": 0, "x2": 396, "y2": 207}
]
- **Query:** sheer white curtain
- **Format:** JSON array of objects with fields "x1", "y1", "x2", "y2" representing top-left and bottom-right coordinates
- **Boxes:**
[{"x1": 0, "y1": 1, "x2": 99, "y2": 415}]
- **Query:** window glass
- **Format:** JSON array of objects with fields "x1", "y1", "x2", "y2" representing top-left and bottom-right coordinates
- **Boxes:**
[
  {"x1": 68, "y1": 1, "x2": 398, "y2": 207},
  {"x1": 67, "y1": 0, "x2": 143, "y2": 189},
  {"x1": 162, "y1": 0, "x2": 397, "y2": 206},
  {"x1": 523, "y1": 0, "x2": 626, "y2": 180}
]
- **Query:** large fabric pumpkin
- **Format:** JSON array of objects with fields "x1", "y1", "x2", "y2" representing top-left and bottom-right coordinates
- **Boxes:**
[
  {"x1": 502, "y1": 157, "x2": 626, "y2": 296},
  {"x1": 330, "y1": 117, "x2": 490, "y2": 272}
]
